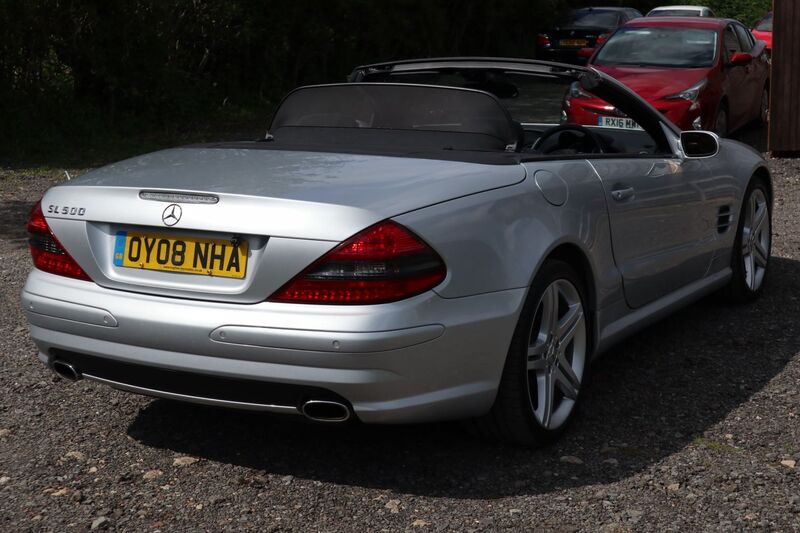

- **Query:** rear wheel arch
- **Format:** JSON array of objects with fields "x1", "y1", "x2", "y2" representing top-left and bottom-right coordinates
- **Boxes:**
[
  {"x1": 543, "y1": 242, "x2": 598, "y2": 315},
  {"x1": 517, "y1": 242, "x2": 600, "y2": 354}
]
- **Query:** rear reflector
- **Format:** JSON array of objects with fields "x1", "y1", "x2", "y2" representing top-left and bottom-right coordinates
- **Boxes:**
[
  {"x1": 269, "y1": 220, "x2": 446, "y2": 304},
  {"x1": 27, "y1": 201, "x2": 91, "y2": 281}
]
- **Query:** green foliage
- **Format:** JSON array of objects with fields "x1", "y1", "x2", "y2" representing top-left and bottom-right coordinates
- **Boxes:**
[
  {"x1": 641, "y1": 0, "x2": 771, "y2": 25},
  {"x1": 703, "y1": 0, "x2": 771, "y2": 25},
  {"x1": 0, "y1": 0, "x2": 774, "y2": 166}
]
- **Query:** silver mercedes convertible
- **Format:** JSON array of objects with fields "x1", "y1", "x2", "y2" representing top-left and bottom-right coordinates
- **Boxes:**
[{"x1": 22, "y1": 58, "x2": 772, "y2": 446}]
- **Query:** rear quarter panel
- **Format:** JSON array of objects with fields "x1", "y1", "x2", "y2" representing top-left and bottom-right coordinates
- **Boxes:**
[{"x1": 394, "y1": 160, "x2": 623, "y2": 312}]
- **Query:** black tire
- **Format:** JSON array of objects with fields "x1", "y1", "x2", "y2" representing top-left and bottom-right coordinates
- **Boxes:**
[
  {"x1": 714, "y1": 104, "x2": 729, "y2": 137},
  {"x1": 757, "y1": 85, "x2": 769, "y2": 126},
  {"x1": 467, "y1": 260, "x2": 592, "y2": 447},
  {"x1": 725, "y1": 178, "x2": 771, "y2": 303}
]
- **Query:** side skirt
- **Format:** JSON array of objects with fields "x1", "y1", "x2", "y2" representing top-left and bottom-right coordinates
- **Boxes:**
[{"x1": 595, "y1": 268, "x2": 732, "y2": 355}]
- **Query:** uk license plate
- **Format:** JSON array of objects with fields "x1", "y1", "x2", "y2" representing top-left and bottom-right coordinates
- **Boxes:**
[
  {"x1": 560, "y1": 39, "x2": 588, "y2": 47},
  {"x1": 597, "y1": 116, "x2": 643, "y2": 130},
  {"x1": 113, "y1": 231, "x2": 248, "y2": 279}
]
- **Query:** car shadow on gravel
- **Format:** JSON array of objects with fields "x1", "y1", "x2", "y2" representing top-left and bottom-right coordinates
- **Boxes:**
[{"x1": 127, "y1": 256, "x2": 800, "y2": 498}]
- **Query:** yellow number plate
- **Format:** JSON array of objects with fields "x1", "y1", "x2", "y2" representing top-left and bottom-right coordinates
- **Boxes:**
[{"x1": 113, "y1": 231, "x2": 248, "y2": 279}]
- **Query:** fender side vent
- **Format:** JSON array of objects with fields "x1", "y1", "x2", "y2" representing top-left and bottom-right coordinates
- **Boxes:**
[{"x1": 717, "y1": 205, "x2": 732, "y2": 234}]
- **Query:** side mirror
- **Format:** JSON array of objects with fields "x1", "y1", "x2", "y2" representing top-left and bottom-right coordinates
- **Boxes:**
[
  {"x1": 730, "y1": 52, "x2": 753, "y2": 66},
  {"x1": 680, "y1": 131, "x2": 719, "y2": 158},
  {"x1": 577, "y1": 47, "x2": 594, "y2": 59}
]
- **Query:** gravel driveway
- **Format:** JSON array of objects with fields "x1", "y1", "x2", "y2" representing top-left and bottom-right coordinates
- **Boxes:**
[{"x1": 1, "y1": 155, "x2": 799, "y2": 532}]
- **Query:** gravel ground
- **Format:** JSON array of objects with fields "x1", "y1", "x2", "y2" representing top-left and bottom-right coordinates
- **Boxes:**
[{"x1": 1, "y1": 151, "x2": 799, "y2": 532}]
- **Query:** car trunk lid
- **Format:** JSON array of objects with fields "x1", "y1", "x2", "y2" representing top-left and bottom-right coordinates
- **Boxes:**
[{"x1": 41, "y1": 146, "x2": 525, "y2": 303}]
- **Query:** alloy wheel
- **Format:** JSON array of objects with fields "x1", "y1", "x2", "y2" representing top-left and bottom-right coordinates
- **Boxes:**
[
  {"x1": 715, "y1": 108, "x2": 728, "y2": 137},
  {"x1": 760, "y1": 88, "x2": 770, "y2": 124},
  {"x1": 741, "y1": 188, "x2": 770, "y2": 292},
  {"x1": 525, "y1": 279, "x2": 587, "y2": 430}
]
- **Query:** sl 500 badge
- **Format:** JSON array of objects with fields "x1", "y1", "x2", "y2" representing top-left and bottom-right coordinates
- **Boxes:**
[{"x1": 47, "y1": 205, "x2": 86, "y2": 216}]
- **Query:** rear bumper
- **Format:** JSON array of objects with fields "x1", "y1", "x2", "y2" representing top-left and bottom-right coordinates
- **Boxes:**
[{"x1": 23, "y1": 270, "x2": 525, "y2": 423}]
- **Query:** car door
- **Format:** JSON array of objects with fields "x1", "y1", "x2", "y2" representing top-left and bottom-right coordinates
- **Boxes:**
[
  {"x1": 734, "y1": 23, "x2": 768, "y2": 120},
  {"x1": 589, "y1": 156, "x2": 721, "y2": 309},
  {"x1": 722, "y1": 24, "x2": 748, "y2": 131}
]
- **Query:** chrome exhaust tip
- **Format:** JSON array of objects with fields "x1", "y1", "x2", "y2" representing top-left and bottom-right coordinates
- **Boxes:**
[
  {"x1": 52, "y1": 360, "x2": 82, "y2": 382},
  {"x1": 300, "y1": 400, "x2": 351, "y2": 423}
]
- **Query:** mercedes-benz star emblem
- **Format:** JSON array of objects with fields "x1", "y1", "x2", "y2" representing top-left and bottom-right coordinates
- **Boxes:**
[{"x1": 162, "y1": 203, "x2": 182, "y2": 226}]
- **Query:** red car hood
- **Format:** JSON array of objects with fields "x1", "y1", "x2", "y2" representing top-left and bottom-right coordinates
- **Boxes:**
[{"x1": 592, "y1": 65, "x2": 709, "y2": 101}]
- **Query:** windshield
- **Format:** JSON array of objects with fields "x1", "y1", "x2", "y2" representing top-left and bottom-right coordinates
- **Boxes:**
[
  {"x1": 594, "y1": 27, "x2": 718, "y2": 68},
  {"x1": 755, "y1": 13, "x2": 772, "y2": 31},
  {"x1": 353, "y1": 67, "x2": 667, "y2": 155},
  {"x1": 358, "y1": 70, "x2": 580, "y2": 124},
  {"x1": 562, "y1": 9, "x2": 621, "y2": 28},
  {"x1": 648, "y1": 9, "x2": 702, "y2": 17}
]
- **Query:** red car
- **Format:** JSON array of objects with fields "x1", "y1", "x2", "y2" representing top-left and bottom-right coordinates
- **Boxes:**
[
  {"x1": 566, "y1": 17, "x2": 770, "y2": 136},
  {"x1": 752, "y1": 12, "x2": 772, "y2": 54}
]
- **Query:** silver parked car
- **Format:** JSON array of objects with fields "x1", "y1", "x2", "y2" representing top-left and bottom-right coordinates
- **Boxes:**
[
  {"x1": 646, "y1": 5, "x2": 715, "y2": 17},
  {"x1": 22, "y1": 58, "x2": 772, "y2": 446}
]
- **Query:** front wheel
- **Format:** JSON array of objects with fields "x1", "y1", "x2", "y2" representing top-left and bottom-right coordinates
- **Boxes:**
[
  {"x1": 757, "y1": 86, "x2": 769, "y2": 125},
  {"x1": 468, "y1": 260, "x2": 591, "y2": 447},
  {"x1": 725, "y1": 179, "x2": 771, "y2": 303},
  {"x1": 714, "y1": 105, "x2": 729, "y2": 137}
]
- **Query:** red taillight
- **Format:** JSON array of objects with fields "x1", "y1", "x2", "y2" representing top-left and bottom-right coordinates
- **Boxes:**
[
  {"x1": 269, "y1": 220, "x2": 446, "y2": 304},
  {"x1": 537, "y1": 34, "x2": 551, "y2": 47},
  {"x1": 27, "y1": 201, "x2": 91, "y2": 281},
  {"x1": 596, "y1": 33, "x2": 609, "y2": 46}
]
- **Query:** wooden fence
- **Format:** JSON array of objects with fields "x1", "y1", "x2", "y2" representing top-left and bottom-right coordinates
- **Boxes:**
[{"x1": 769, "y1": 0, "x2": 800, "y2": 156}]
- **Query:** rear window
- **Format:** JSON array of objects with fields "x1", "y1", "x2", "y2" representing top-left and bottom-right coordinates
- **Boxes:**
[
  {"x1": 354, "y1": 69, "x2": 664, "y2": 155},
  {"x1": 563, "y1": 9, "x2": 621, "y2": 28},
  {"x1": 363, "y1": 71, "x2": 572, "y2": 124},
  {"x1": 755, "y1": 13, "x2": 772, "y2": 32},
  {"x1": 648, "y1": 9, "x2": 702, "y2": 17}
]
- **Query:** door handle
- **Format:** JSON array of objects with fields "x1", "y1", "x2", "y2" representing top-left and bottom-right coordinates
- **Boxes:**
[{"x1": 611, "y1": 187, "x2": 635, "y2": 201}]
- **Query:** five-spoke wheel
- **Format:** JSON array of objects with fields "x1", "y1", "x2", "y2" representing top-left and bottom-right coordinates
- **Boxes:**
[
  {"x1": 741, "y1": 187, "x2": 770, "y2": 292},
  {"x1": 470, "y1": 260, "x2": 590, "y2": 447},
  {"x1": 526, "y1": 279, "x2": 587, "y2": 430},
  {"x1": 726, "y1": 178, "x2": 771, "y2": 302}
]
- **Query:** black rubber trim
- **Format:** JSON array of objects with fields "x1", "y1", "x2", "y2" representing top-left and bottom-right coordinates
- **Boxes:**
[{"x1": 49, "y1": 349, "x2": 350, "y2": 409}]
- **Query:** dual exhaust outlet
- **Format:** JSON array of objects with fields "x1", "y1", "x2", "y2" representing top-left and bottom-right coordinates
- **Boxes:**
[{"x1": 50, "y1": 360, "x2": 352, "y2": 423}]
